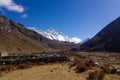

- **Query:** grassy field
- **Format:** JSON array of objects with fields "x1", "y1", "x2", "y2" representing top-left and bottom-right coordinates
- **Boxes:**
[
  {"x1": 0, "y1": 52, "x2": 120, "y2": 80},
  {"x1": 0, "y1": 63, "x2": 120, "y2": 80}
]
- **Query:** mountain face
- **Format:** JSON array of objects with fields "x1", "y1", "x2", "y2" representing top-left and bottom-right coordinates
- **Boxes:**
[
  {"x1": 29, "y1": 28, "x2": 81, "y2": 44},
  {"x1": 0, "y1": 15, "x2": 79, "y2": 54},
  {"x1": 80, "y1": 17, "x2": 120, "y2": 52}
]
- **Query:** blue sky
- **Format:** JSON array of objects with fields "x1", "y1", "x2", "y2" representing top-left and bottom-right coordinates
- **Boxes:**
[{"x1": 0, "y1": 0, "x2": 120, "y2": 40}]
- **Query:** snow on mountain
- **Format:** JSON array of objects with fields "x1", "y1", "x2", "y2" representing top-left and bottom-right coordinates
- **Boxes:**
[
  {"x1": 29, "y1": 27, "x2": 82, "y2": 44},
  {"x1": 70, "y1": 37, "x2": 82, "y2": 44}
]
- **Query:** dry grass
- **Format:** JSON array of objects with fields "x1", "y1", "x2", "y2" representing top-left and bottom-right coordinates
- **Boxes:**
[
  {"x1": 87, "y1": 69, "x2": 105, "y2": 80},
  {"x1": 0, "y1": 52, "x2": 120, "y2": 80},
  {"x1": 0, "y1": 63, "x2": 120, "y2": 80},
  {"x1": 0, "y1": 63, "x2": 88, "y2": 80}
]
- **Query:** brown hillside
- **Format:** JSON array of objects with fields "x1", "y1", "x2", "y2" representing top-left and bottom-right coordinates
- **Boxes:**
[
  {"x1": 0, "y1": 15, "x2": 78, "y2": 53},
  {"x1": 80, "y1": 17, "x2": 120, "y2": 52}
]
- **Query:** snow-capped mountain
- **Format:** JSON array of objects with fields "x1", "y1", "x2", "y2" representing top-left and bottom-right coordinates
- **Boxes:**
[{"x1": 29, "y1": 28, "x2": 82, "y2": 44}]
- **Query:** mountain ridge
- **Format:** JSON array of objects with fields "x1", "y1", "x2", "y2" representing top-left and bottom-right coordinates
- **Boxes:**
[
  {"x1": 80, "y1": 17, "x2": 120, "y2": 52},
  {"x1": 29, "y1": 28, "x2": 82, "y2": 44},
  {"x1": 0, "y1": 15, "x2": 79, "y2": 53}
]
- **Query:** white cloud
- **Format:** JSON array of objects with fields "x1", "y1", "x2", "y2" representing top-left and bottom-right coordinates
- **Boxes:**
[
  {"x1": 0, "y1": 0, "x2": 24, "y2": 13},
  {"x1": 21, "y1": 14, "x2": 28, "y2": 18}
]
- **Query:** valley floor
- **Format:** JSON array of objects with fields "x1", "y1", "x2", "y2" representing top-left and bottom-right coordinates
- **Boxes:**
[{"x1": 0, "y1": 63, "x2": 120, "y2": 80}]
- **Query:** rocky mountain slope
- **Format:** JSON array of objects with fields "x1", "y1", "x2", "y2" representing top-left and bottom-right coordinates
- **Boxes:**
[
  {"x1": 0, "y1": 15, "x2": 79, "y2": 54},
  {"x1": 80, "y1": 17, "x2": 120, "y2": 52}
]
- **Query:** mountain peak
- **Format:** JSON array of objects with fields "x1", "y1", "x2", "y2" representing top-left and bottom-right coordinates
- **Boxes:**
[
  {"x1": 0, "y1": 15, "x2": 79, "y2": 53},
  {"x1": 47, "y1": 28, "x2": 56, "y2": 32},
  {"x1": 29, "y1": 28, "x2": 82, "y2": 44},
  {"x1": 46, "y1": 28, "x2": 63, "y2": 35}
]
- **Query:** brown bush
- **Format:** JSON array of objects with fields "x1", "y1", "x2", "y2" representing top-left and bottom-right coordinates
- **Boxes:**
[
  {"x1": 0, "y1": 67, "x2": 6, "y2": 72},
  {"x1": 69, "y1": 61, "x2": 78, "y2": 68},
  {"x1": 75, "y1": 61, "x2": 88, "y2": 73},
  {"x1": 0, "y1": 72, "x2": 3, "y2": 77},
  {"x1": 69, "y1": 60, "x2": 92, "y2": 73},
  {"x1": 17, "y1": 64, "x2": 32, "y2": 69},
  {"x1": 85, "y1": 60, "x2": 95, "y2": 67},
  {"x1": 37, "y1": 61, "x2": 46, "y2": 65},
  {"x1": 0, "y1": 66, "x2": 17, "y2": 72},
  {"x1": 100, "y1": 66, "x2": 112, "y2": 74},
  {"x1": 87, "y1": 70, "x2": 105, "y2": 80},
  {"x1": 7, "y1": 66, "x2": 17, "y2": 71}
]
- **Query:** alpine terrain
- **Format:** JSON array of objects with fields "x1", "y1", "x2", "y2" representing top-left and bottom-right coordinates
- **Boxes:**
[
  {"x1": 29, "y1": 28, "x2": 82, "y2": 44},
  {"x1": 0, "y1": 15, "x2": 80, "y2": 54},
  {"x1": 80, "y1": 17, "x2": 120, "y2": 52}
]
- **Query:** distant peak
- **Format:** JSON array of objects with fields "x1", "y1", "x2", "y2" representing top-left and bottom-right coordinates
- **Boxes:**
[
  {"x1": 29, "y1": 27, "x2": 82, "y2": 44},
  {"x1": 47, "y1": 28, "x2": 58, "y2": 32},
  {"x1": 47, "y1": 28, "x2": 55, "y2": 32}
]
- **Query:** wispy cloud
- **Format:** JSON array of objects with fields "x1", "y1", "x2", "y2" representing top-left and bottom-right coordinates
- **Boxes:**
[
  {"x1": 0, "y1": 0, "x2": 24, "y2": 13},
  {"x1": 21, "y1": 14, "x2": 28, "y2": 18}
]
